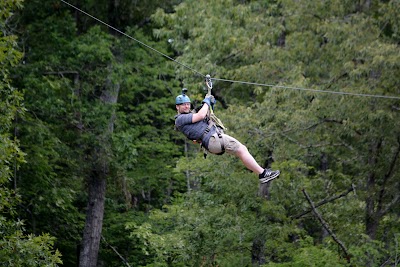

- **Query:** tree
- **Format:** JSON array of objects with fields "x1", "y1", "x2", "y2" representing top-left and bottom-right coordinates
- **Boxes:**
[
  {"x1": 0, "y1": 0, "x2": 62, "y2": 266},
  {"x1": 145, "y1": 0, "x2": 400, "y2": 265},
  {"x1": 8, "y1": 0, "x2": 399, "y2": 265},
  {"x1": 12, "y1": 1, "x2": 185, "y2": 265}
]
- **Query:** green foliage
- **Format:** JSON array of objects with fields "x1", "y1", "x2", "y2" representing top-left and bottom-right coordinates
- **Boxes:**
[
  {"x1": 5, "y1": 0, "x2": 400, "y2": 266},
  {"x1": 348, "y1": 234, "x2": 387, "y2": 267},
  {"x1": 263, "y1": 238, "x2": 346, "y2": 267},
  {"x1": 99, "y1": 210, "x2": 149, "y2": 266},
  {"x1": 0, "y1": 0, "x2": 63, "y2": 266},
  {"x1": 0, "y1": 0, "x2": 26, "y2": 179},
  {"x1": 0, "y1": 230, "x2": 63, "y2": 267},
  {"x1": 128, "y1": 153, "x2": 274, "y2": 266},
  {"x1": 11, "y1": 1, "x2": 186, "y2": 265},
  {"x1": 145, "y1": 0, "x2": 400, "y2": 266},
  {"x1": 112, "y1": 27, "x2": 185, "y2": 210}
]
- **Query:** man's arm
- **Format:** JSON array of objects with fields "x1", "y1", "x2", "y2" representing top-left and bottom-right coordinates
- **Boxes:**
[{"x1": 192, "y1": 103, "x2": 209, "y2": 123}]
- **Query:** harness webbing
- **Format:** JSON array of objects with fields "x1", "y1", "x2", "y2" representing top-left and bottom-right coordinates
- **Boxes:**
[
  {"x1": 203, "y1": 117, "x2": 225, "y2": 156},
  {"x1": 202, "y1": 75, "x2": 226, "y2": 157}
]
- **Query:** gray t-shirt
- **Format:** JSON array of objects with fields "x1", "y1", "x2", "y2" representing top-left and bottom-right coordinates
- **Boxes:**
[{"x1": 175, "y1": 113, "x2": 214, "y2": 148}]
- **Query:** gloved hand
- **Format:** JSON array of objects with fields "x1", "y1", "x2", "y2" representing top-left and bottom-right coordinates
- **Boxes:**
[
  {"x1": 210, "y1": 95, "x2": 216, "y2": 109},
  {"x1": 202, "y1": 95, "x2": 212, "y2": 107}
]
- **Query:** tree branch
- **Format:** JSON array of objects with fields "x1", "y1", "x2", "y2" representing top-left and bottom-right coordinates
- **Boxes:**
[
  {"x1": 302, "y1": 189, "x2": 351, "y2": 263},
  {"x1": 279, "y1": 131, "x2": 353, "y2": 151},
  {"x1": 380, "y1": 194, "x2": 400, "y2": 218},
  {"x1": 377, "y1": 135, "x2": 400, "y2": 217},
  {"x1": 292, "y1": 185, "x2": 355, "y2": 219},
  {"x1": 271, "y1": 118, "x2": 344, "y2": 136},
  {"x1": 101, "y1": 235, "x2": 132, "y2": 267}
]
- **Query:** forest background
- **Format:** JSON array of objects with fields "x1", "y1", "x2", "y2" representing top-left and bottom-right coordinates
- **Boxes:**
[{"x1": 1, "y1": 0, "x2": 399, "y2": 266}]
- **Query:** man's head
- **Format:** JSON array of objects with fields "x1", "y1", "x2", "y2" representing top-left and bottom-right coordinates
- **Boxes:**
[{"x1": 175, "y1": 88, "x2": 191, "y2": 114}]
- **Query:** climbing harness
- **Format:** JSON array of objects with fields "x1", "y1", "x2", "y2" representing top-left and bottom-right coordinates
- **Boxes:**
[{"x1": 200, "y1": 119, "x2": 225, "y2": 159}]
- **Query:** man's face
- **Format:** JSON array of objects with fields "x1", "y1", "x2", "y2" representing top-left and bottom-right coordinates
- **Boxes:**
[{"x1": 176, "y1": 102, "x2": 191, "y2": 113}]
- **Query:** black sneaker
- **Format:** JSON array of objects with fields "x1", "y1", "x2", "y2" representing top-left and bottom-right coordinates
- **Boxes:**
[{"x1": 259, "y1": 168, "x2": 280, "y2": 184}]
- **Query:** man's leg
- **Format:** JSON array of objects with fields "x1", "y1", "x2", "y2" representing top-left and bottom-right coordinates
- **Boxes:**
[
  {"x1": 219, "y1": 134, "x2": 280, "y2": 183},
  {"x1": 234, "y1": 144, "x2": 264, "y2": 174}
]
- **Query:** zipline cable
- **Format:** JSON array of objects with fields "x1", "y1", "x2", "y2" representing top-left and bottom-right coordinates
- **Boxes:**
[
  {"x1": 61, "y1": 0, "x2": 400, "y2": 101},
  {"x1": 212, "y1": 78, "x2": 400, "y2": 100}
]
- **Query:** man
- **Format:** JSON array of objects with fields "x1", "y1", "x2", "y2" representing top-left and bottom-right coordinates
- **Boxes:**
[{"x1": 174, "y1": 91, "x2": 280, "y2": 183}]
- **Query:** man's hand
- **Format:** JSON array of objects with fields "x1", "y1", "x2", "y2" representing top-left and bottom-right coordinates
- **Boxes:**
[
  {"x1": 202, "y1": 95, "x2": 216, "y2": 108},
  {"x1": 210, "y1": 96, "x2": 216, "y2": 109},
  {"x1": 202, "y1": 95, "x2": 212, "y2": 107}
]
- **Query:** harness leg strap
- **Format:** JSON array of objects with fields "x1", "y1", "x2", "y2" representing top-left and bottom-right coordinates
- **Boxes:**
[{"x1": 216, "y1": 132, "x2": 225, "y2": 155}]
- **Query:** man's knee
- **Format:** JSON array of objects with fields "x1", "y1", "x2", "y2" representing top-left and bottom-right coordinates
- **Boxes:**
[{"x1": 236, "y1": 144, "x2": 248, "y2": 155}]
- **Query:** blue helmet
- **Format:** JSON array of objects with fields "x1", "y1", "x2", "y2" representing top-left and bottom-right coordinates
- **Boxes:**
[{"x1": 175, "y1": 88, "x2": 191, "y2": 104}]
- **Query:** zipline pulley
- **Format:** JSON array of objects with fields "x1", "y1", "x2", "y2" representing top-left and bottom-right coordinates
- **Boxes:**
[{"x1": 205, "y1": 74, "x2": 213, "y2": 96}]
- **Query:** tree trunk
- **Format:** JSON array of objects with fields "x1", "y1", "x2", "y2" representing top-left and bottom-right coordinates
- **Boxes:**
[
  {"x1": 251, "y1": 236, "x2": 266, "y2": 266},
  {"x1": 79, "y1": 173, "x2": 107, "y2": 267},
  {"x1": 365, "y1": 140, "x2": 382, "y2": 240},
  {"x1": 366, "y1": 212, "x2": 379, "y2": 240},
  {"x1": 79, "y1": 65, "x2": 120, "y2": 267}
]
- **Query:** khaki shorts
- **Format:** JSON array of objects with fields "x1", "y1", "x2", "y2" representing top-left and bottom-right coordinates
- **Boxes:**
[{"x1": 207, "y1": 132, "x2": 241, "y2": 155}]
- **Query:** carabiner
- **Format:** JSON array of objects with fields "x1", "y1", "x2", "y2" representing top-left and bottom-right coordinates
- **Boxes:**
[{"x1": 205, "y1": 74, "x2": 213, "y2": 90}]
